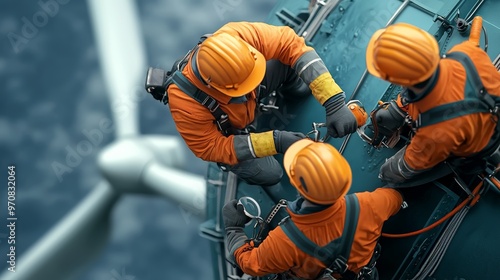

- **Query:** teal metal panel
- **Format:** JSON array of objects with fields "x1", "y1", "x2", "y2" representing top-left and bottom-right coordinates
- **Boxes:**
[
  {"x1": 433, "y1": 191, "x2": 500, "y2": 279},
  {"x1": 410, "y1": 0, "x2": 448, "y2": 14}
]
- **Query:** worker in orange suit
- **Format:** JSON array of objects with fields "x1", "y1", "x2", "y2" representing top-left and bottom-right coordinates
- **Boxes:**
[
  {"x1": 222, "y1": 139, "x2": 403, "y2": 279},
  {"x1": 165, "y1": 22, "x2": 360, "y2": 186},
  {"x1": 364, "y1": 18, "x2": 500, "y2": 185}
]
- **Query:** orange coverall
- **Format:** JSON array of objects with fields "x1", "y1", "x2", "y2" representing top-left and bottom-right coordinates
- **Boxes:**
[
  {"x1": 167, "y1": 22, "x2": 342, "y2": 165},
  {"x1": 392, "y1": 41, "x2": 500, "y2": 174},
  {"x1": 233, "y1": 188, "x2": 402, "y2": 279}
]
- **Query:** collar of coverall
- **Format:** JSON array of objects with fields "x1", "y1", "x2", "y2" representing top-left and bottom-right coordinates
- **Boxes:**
[
  {"x1": 402, "y1": 65, "x2": 441, "y2": 104},
  {"x1": 288, "y1": 197, "x2": 331, "y2": 215}
]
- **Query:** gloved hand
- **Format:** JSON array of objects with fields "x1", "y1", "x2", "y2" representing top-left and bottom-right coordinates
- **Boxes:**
[
  {"x1": 273, "y1": 130, "x2": 306, "y2": 154},
  {"x1": 324, "y1": 93, "x2": 358, "y2": 138},
  {"x1": 372, "y1": 100, "x2": 407, "y2": 137},
  {"x1": 222, "y1": 199, "x2": 251, "y2": 228},
  {"x1": 379, "y1": 147, "x2": 419, "y2": 185},
  {"x1": 223, "y1": 199, "x2": 251, "y2": 260}
]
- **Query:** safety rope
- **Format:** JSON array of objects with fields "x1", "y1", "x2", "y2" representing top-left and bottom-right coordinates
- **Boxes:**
[
  {"x1": 379, "y1": 174, "x2": 497, "y2": 280},
  {"x1": 488, "y1": 176, "x2": 500, "y2": 194},
  {"x1": 382, "y1": 180, "x2": 483, "y2": 238},
  {"x1": 381, "y1": 179, "x2": 484, "y2": 279},
  {"x1": 483, "y1": 173, "x2": 500, "y2": 193}
]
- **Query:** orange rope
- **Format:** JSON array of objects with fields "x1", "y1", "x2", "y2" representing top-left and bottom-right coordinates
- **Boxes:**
[
  {"x1": 489, "y1": 176, "x2": 500, "y2": 192},
  {"x1": 382, "y1": 181, "x2": 483, "y2": 238}
]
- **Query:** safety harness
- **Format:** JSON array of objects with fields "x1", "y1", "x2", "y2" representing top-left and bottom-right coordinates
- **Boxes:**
[
  {"x1": 145, "y1": 34, "x2": 237, "y2": 136},
  {"x1": 160, "y1": 34, "x2": 235, "y2": 136},
  {"x1": 279, "y1": 195, "x2": 379, "y2": 280},
  {"x1": 413, "y1": 52, "x2": 499, "y2": 128},
  {"x1": 412, "y1": 51, "x2": 500, "y2": 168}
]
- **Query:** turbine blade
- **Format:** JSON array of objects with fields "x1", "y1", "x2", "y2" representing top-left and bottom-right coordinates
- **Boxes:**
[
  {"x1": 0, "y1": 182, "x2": 119, "y2": 280},
  {"x1": 98, "y1": 136, "x2": 205, "y2": 217},
  {"x1": 143, "y1": 162, "x2": 206, "y2": 218},
  {"x1": 87, "y1": 0, "x2": 146, "y2": 138}
]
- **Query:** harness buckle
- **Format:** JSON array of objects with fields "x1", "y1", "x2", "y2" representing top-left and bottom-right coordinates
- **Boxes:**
[
  {"x1": 317, "y1": 268, "x2": 337, "y2": 280},
  {"x1": 490, "y1": 105, "x2": 500, "y2": 123},
  {"x1": 217, "y1": 162, "x2": 229, "y2": 171},
  {"x1": 216, "y1": 114, "x2": 231, "y2": 135},
  {"x1": 357, "y1": 267, "x2": 373, "y2": 280},
  {"x1": 258, "y1": 90, "x2": 280, "y2": 112},
  {"x1": 202, "y1": 97, "x2": 219, "y2": 113},
  {"x1": 331, "y1": 257, "x2": 348, "y2": 274}
]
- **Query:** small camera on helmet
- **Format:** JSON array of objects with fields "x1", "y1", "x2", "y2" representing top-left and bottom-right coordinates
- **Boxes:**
[{"x1": 145, "y1": 67, "x2": 169, "y2": 103}]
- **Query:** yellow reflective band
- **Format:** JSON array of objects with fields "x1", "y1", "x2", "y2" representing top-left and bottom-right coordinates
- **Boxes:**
[
  {"x1": 249, "y1": 131, "x2": 277, "y2": 158},
  {"x1": 309, "y1": 72, "x2": 343, "y2": 105}
]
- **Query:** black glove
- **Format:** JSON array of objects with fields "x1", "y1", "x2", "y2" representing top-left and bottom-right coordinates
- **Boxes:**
[
  {"x1": 226, "y1": 227, "x2": 248, "y2": 260},
  {"x1": 379, "y1": 157, "x2": 406, "y2": 185},
  {"x1": 324, "y1": 93, "x2": 358, "y2": 138},
  {"x1": 371, "y1": 100, "x2": 407, "y2": 137},
  {"x1": 222, "y1": 199, "x2": 251, "y2": 228},
  {"x1": 379, "y1": 147, "x2": 419, "y2": 185},
  {"x1": 273, "y1": 130, "x2": 306, "y2": 154}
]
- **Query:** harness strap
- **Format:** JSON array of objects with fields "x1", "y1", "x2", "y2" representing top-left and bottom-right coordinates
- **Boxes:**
[
  {"x1": 165, "y1": 34, "x2": 234, "y2": 136},
  {"x1": 190, "y1": 47, "x2": 209, "y2": 86},
  {"x1": 338, "y1": 195, "x2": 360, "y2": 264},
  {"x1": 415, "y1": 99, "x2": 490, "y2": 128},
  {"x1": 414, "y1": 51, "x2": 494, "y2": 129},
  {"x1": 281, "y1": 213, "x2": 333, "y2": 265},
  {"x1": 413, "y1": 51, "x2": 500, "y2": 166},
  {"x1": 447, "y1": 52, "x2": 496, "y2": 108},
  {"x1": 280, "y1": 194, "x2": 360, "y2": 277},
  {"x1": 171, "y1": 71, "x2": 233, "y2": 136}
]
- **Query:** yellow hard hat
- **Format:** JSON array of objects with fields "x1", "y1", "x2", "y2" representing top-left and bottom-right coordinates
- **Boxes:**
[
  {"x1": 283, "y1": 139, "x2": 352, "y2": 205},
  {"x1": 196, "y1": 33, "x2": 266, "y2": 97},
  {"x1": 366, "y1": 23, "x2": 440, "y2": 87}
]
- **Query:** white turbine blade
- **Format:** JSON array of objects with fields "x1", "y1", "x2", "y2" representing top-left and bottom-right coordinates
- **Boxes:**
[
  {"x1": 0, "y1": 182, "x2": 119, "y2": 280},
  {"x1": 87, "y1": 0, "x2": 146, "y2": 138},
  {"x1": 98, "y1": 136, "x2": 206, "y2": 217},
  {"x1": 143, "y1": 162, "x2": 206, "y2": 218}
]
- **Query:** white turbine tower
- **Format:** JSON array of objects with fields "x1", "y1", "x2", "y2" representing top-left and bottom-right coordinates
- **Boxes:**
[{"x1": 0, "y1": 1, "x2": 206, "y2": 279}]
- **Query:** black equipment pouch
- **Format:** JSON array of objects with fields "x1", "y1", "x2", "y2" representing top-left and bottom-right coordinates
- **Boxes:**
[{"x1": 145, "y1": 67, "x2": 169, "y2": 104}]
